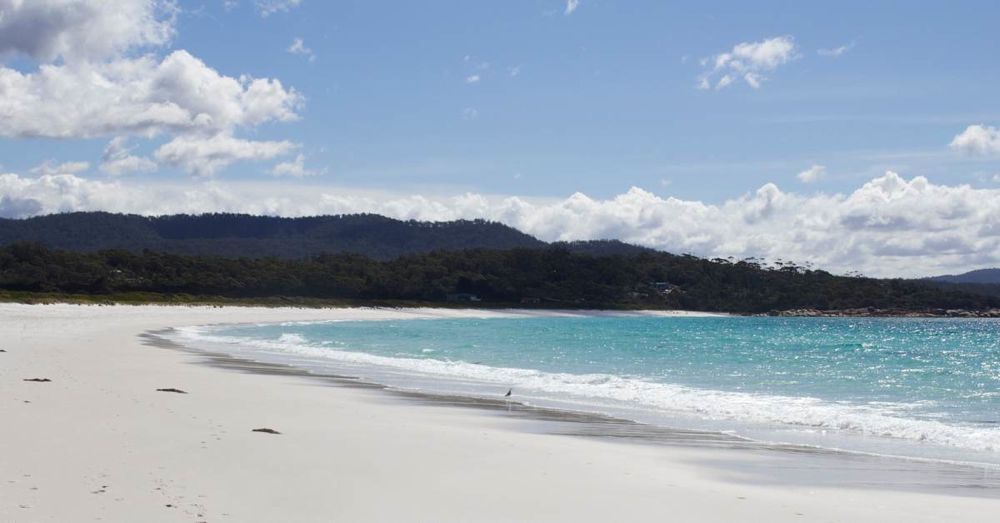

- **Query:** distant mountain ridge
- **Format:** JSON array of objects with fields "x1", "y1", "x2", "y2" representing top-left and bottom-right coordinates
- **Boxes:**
[
  {"x1": 0, "y1": 212, "x2": 649, "y2": 260},
  {"x1": 926, "y1": 268, "x2": 1000, "y2": 285}
]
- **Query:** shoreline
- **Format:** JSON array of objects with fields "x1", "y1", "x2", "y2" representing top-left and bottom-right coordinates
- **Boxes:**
[
  {"x1": 3, "y1": 304, "x2": 999, "y2": 521},
  {"x1": 151, "y1": 325, "x2": 1000, "y2": 484},
  {"x1": 6, "y1": 292, "x2": 1000, "y2": 318},
  {"x1": 172, "y1": 313, "x2": 1000, "y2": 467}
]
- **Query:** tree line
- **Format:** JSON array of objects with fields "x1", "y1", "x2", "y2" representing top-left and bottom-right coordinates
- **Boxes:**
[{"x1": 1, "y1": 243, "x2": 995, "y2": 313}]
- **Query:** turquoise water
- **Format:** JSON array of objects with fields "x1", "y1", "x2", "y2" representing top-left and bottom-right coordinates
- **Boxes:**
[{"x1": 177, "y1": 315, "x2": 1000, "y2": 465}]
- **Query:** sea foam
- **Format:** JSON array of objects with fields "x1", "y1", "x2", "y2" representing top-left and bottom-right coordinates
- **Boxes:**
[{"x1": 173, "y1": 325, "x2": 1000, "y2": 455}]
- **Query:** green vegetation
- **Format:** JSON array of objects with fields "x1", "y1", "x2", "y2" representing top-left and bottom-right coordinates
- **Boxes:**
[
  {"x1": 926, "y1": 268, "x2": 1000, "y2": 285},
  {"x1": 924, "y1": 281, "x2": 1000, "y2": 300},
  {"x1": 0, "y1": 212, "x2": 547, "y2": 259},
  {"x1": 1, "y1": 242, "x2": 995, "y2": 313},
  {"x1": 0, "y1": 289, "x2": 451, "y2": 309}
]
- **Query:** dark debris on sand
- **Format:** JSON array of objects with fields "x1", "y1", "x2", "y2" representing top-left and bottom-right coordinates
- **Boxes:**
[
  {"x1": 252, "y1": 428, "x2": 281, "y2": 435},
  {"x1": 156, "y1": 388, "x2": 187, "y2": 394},
  {"x1": 23, "y1": 378, "x2": 52, "y2": 383}
]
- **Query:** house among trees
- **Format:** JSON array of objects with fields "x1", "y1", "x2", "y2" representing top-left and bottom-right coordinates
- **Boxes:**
[{"x1": 651, "y1": 282, "x2": 679, "y2": 295}]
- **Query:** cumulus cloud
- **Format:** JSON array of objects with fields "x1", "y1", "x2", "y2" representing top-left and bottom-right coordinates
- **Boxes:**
[
  {"x1": 0, "y1": 194, "x2": 44, "y2": 219},
  {"x1": 698, "y1": 36, "x2": 797, "y2": 90},
  {"x1": 154, "y1": 134, "x2": 297, "y2": 177},
  {"x1": 565, "y1": 0, "x2": 579, "y2": 15},
  {"x1": 950, "y1": 125, "x2": 1000, "y2": 155},
  {"x1": 796, "y1": 164, "x2": 825, "y2": 183},
  {"x1": 256, "y1": 0, "x2": 302, "y2": 17},
  {"x1": 0, "y1": 50, "x2": 301, "y2": 139},
  {"x1": 100, "y1": 137, "x2": 157, "y2": 176},
  {"x1": 0, "y1": 172, "x2": 129, "y2": 218},
  {"x1": 2, "y1": 170, "x2": 999, "y2": 277},
  {"x1": 270, "y1": 153, "x2": 322, "y2": 177},
  {"x1": 0, "y1": 0, "x2": 175, "y2": 62},
  {"x1": 0, "y1": 0, "x2": 301, "y2": 176},
  {"x1": 465, "y1": 74, "x2": 480, "y2": 84}
]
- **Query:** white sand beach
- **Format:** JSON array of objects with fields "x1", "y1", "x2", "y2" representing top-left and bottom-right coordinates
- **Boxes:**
[{"x1": 1, "y1": 303, "x2": 997, "y2": 522}]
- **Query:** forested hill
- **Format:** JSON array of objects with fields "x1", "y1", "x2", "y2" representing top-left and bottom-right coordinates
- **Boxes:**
[
  {"x1": 0, "y1": 212, "x2": 654, "y2": 260},
  {"x1": 3, "y1": 212, "x2": 995, "y2": 314},
  {"x1": 1, "y1": 243, "x2": 997, "y2": 313},
  {"x1": 920, "y1": 269, "x2": 1000, "y2": 301},
  {"x1": 927, "y1": 268, "x2": 1000, "y2": 285},
  {"x1": 0, "y1": 212, "x2": 559, "y2": 260}
]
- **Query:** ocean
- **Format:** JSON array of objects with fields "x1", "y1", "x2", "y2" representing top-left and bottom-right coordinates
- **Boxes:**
[{"x1": 173, "y1": 314, "x2": 1000, "y2": 467}]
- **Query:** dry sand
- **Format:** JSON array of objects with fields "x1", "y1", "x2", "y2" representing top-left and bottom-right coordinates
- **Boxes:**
[{"x1": 1, "y1": 303, "x2": 997, "y2": 522}]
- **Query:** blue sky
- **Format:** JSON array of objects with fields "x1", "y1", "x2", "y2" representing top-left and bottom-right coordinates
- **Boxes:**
[
  {"x1": 1, "y1": 0, "x2": 1000, "y2": 276},
  {"x1": 4, "y1": 0, "x2": 999, "y2": 199},
  {"x1": 206, "y1": 0, "x2": 1000, "y2": 199}
]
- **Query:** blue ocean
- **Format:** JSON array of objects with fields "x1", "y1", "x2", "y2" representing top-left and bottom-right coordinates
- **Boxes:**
[{"x1": 175, "y1": 314, "x2": 1000, "y2": 466}]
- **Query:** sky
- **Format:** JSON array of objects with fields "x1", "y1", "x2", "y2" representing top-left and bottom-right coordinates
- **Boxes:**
[{"x1": 1, "y1": 0, "x2": 999, "y2": 277}]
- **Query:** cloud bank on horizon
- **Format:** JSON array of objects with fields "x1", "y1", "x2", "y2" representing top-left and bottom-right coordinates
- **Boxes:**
[
  {"x1": 0, "y1": 1, "x2": 998, "y2": 279},
  {"x1": 2, "y1": 169, "x2": 998, "y2": 279}
]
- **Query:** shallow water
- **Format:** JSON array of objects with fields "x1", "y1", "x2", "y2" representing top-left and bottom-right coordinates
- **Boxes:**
[{"x1": 174, "y1": 315, "x2": 1000, "y2": 467}]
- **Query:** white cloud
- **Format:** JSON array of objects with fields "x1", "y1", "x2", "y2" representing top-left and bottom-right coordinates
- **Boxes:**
[
  {"x1": 462, "y1": 107, "x2": 479, "y2": 120},
  {"x1": 565, "y1": 0, "x2": 579, "y2": 15},
  {"x1": 3, "y1": 170, "x2": 999, "y2": 277},
  {"x1": 797, "y1": 164, "x2": 826, "y2": 183},
  {"x1": 271, "y1": 153, "x2": 322, "y2": 177},
  {"x1": 509, "y1": 65, "x2": 521, "y2": 77},
  {"x1": 0, "y1": 0, "x2": 302, "y2": 177},
  {"x1": 713, "y1": 74, "x2": 733, "y2": 89},
  {"x1": 950, "y1": 125, "x2": 1000, "y2": 155},
  {"x1": 0, "y1": 50, "x2": 301, "y2": 139},
  {"x1": 0, "y1": 173, "x2": 108, "y2": 218},
  {"x1": 154, "y1": 134, "x2": 297, "y2": 177},
  {"x1": 30, "y1": 160, "x2": 90, "y2": 176},
  {"x1": 698, "y1": 35, "x2": 797, "y2": 90},
  {"x1": 287, "y1": 37, "x2": 314, "y2": 61},
  {"x1": 0, "y1": 0, "x2": 176, "y2": 63},
  {"x1": 256, "y1": 0, "x2": 302, "y2": 17},
  {"x1": 100, "y1": 137, "x2": 157, "y2": 176},
  {"x1": 465, "y1": 74, "x2": 480, "y2": 84},
  {"x1": 818, "y1": 43, "x2": 853, "y2": 57}
]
